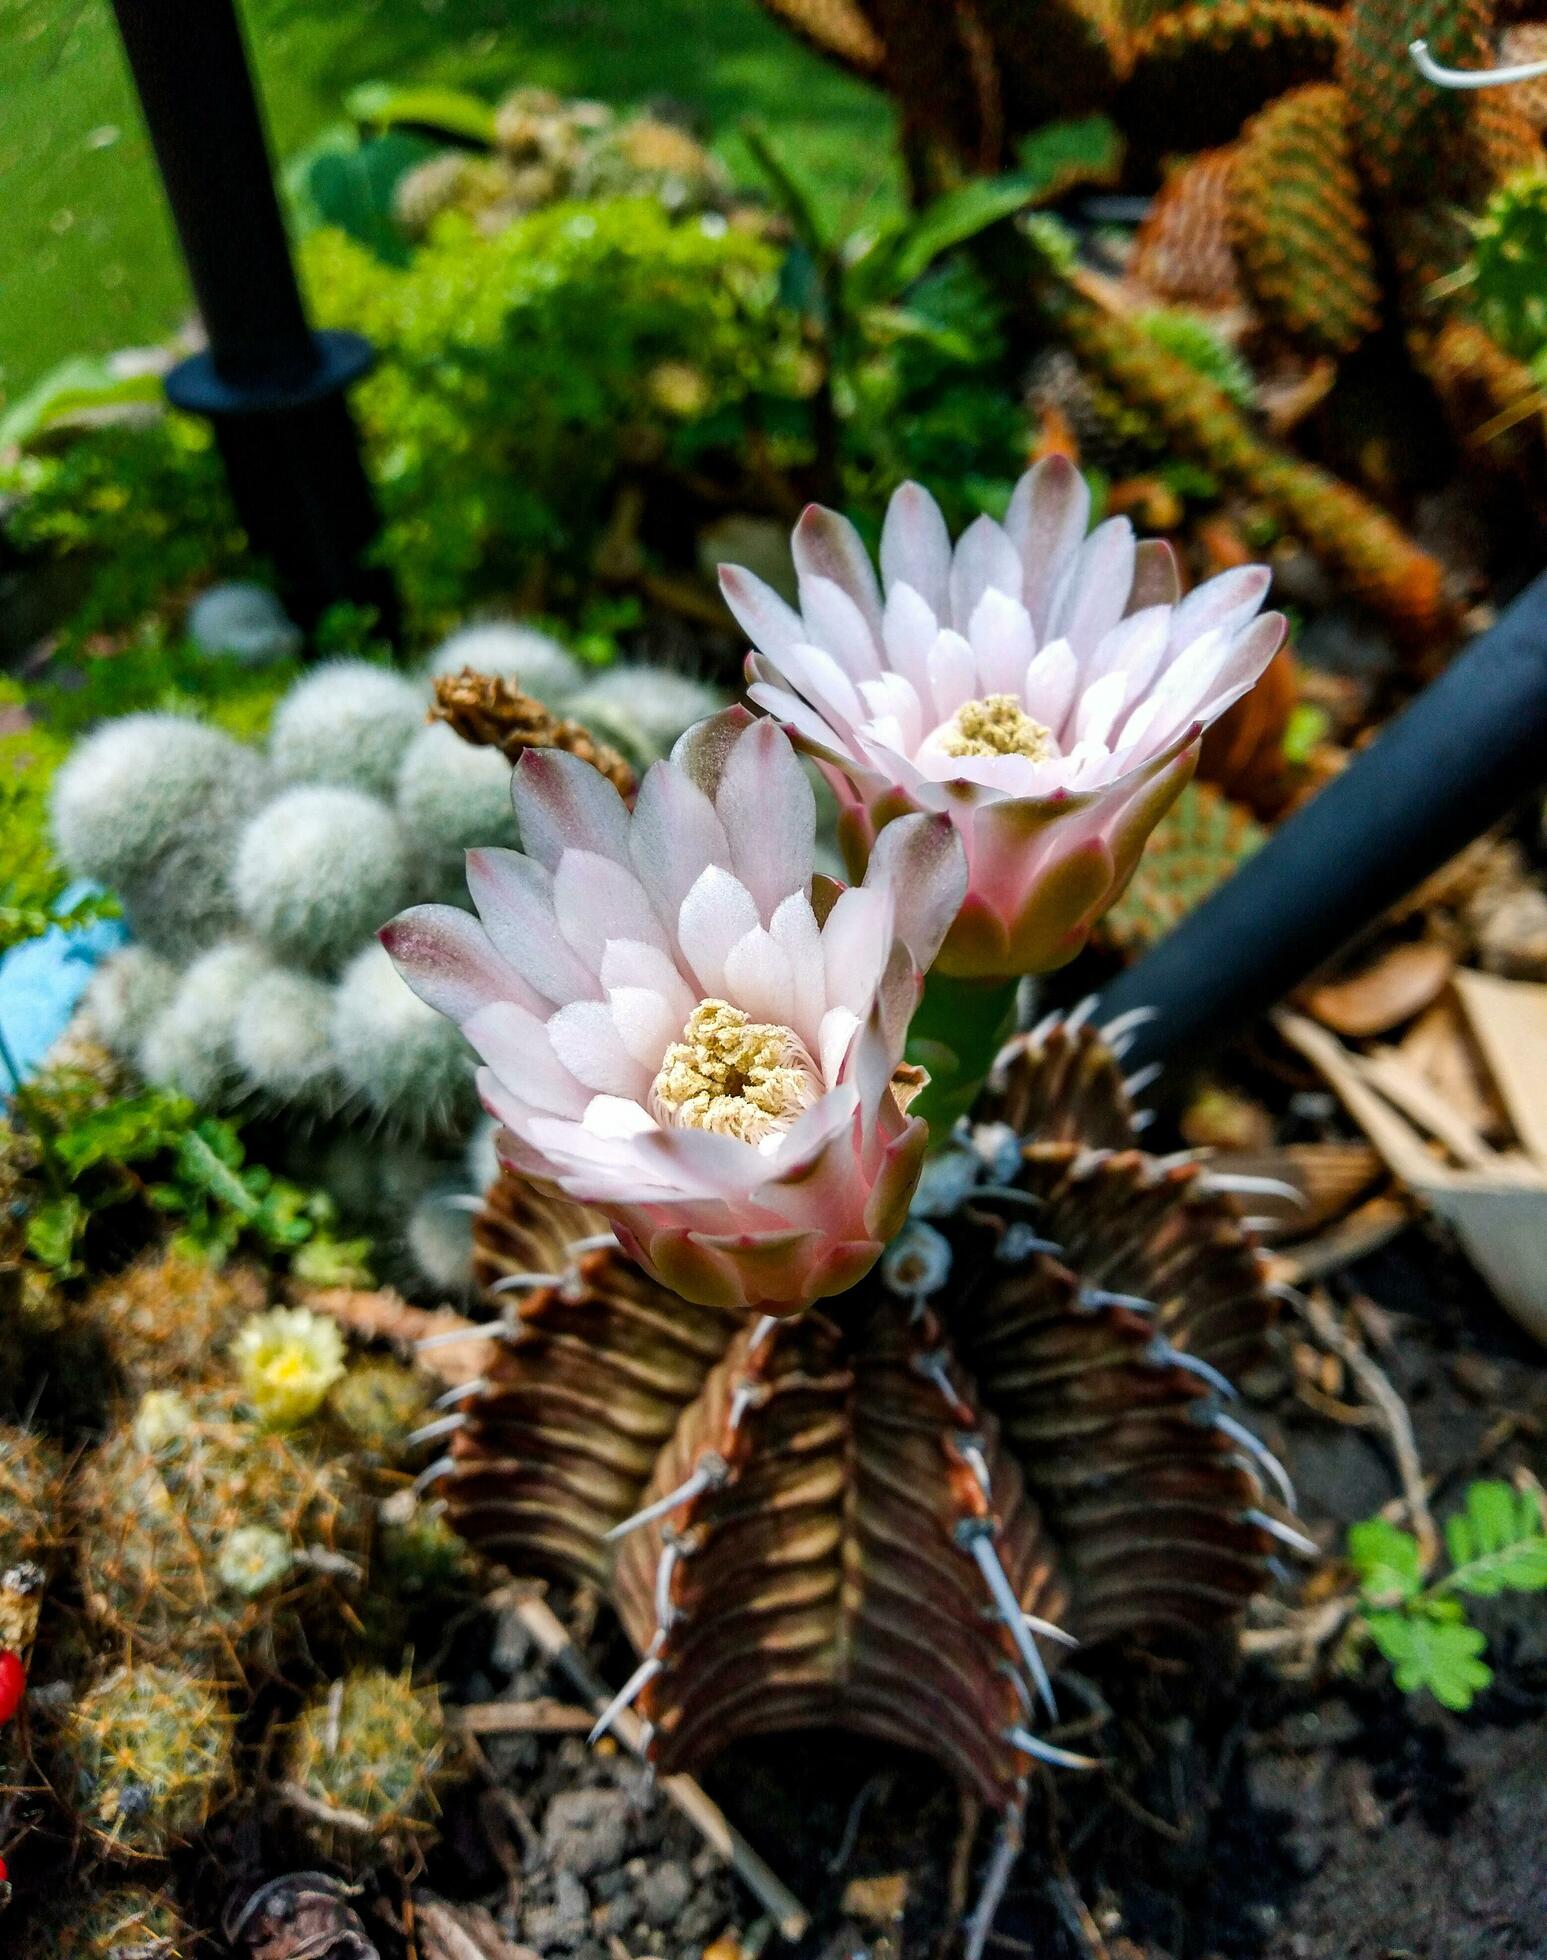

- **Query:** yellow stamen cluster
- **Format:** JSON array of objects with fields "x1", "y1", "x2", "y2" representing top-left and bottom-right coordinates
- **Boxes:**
[
  {"x1": 652, "y1": 1000, "x2": 820, "y2": 1146},
  {"x1": 937, "y1": 694, "x2": 1058, "y2": 761}
]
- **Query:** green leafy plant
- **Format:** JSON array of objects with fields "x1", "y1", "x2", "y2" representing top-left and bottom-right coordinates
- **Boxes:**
[
  {"x1": 7, "y1": 1065, "x2": 371, "y2": 1283},
  {"x1": 1348, "y1": 1482, "x2": 1547, "y2": 1711}
]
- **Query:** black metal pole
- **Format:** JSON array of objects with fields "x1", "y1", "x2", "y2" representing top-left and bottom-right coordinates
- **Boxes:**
[
  {"x1": 1097, "y1": 569, "x2": 1547, "y2": 1075},
  {"x1": 109, "y1": 0, "x2": 398, "y2": 642}
]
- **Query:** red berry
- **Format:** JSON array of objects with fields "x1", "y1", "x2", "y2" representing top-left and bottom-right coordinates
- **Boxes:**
[
  {"x1": 0, "y1": 1852, "x2": 8, "y2": 1884},
  {"x1": 0, "y1": 1651, "x2": 24, "y2": 1725}
]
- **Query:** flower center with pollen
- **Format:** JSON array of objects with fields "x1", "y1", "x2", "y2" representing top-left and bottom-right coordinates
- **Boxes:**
[
  {"x1": 651, "y1": 999, "x2": 821, "y2": 1148},
  {"x1": 936, "y1": 694, "x2": 1058, "y2": 761}
]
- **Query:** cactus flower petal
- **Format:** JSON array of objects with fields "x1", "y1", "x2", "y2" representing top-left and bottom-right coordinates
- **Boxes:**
[
  {"x1": 724, "y1": 457, "x2": 1285, "y2": 978},
  {"x1": 383, "y1": 708, "x2": 967, "y2": 1313}
]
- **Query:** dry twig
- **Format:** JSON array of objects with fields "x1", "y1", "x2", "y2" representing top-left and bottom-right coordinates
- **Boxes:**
[{"x1": 432, "y1": 670, "x2": 637, "y2": 798}]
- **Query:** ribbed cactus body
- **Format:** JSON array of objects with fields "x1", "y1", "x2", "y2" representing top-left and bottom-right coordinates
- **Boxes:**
[
  {"x1": 442, "y1": 1022, "x2": 1286, "y2": 1807},
  {"x1": 1121, "y1": 0, "x2": 1344, "y2": 155},
  {"x1": 1229, "y1": 85, "x2": 1380, "y2": 353}
]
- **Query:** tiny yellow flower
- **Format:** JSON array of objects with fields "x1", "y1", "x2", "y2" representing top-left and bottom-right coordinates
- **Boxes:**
[{"x1": 233, "y1": 1307, "x2": 346, "y2": 1430}]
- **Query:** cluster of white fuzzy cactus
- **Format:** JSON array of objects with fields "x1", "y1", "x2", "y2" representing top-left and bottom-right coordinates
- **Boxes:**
[{"x1": 52, "y1": 619, "x2": 725, "y2": 1291}]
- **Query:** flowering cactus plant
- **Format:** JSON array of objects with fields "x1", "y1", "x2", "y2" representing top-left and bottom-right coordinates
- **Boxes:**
[
  {"x1": 722, "y1": 456, "x2": 1284, "y2": 979},
  {"x1": 385, "y1": 462, "x2": 1302, "y2": 1951},
  {"x1": 384, "y1": 711, "x2": 966, "y2": 1312}
]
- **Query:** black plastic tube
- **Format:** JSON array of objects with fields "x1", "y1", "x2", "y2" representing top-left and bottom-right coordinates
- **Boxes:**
[
  {"x1": 1097, "y1": 567, "x2": 1547, "y2": 1074},
  {"x1": 109, "y1": 0, "x2": 397, "y2": 638}
]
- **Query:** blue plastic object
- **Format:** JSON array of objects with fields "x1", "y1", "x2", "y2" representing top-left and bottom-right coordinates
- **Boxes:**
[{"x1": 0, "y1": 883, "x2": 129, "y2": 1103}]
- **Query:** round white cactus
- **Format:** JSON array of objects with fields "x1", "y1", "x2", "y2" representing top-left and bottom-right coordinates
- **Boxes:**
[
  {"x1": 330, "y1": 941, "x2": 474, "y2": 1136},
  {"x1": 422, "y1": 622, "x2": 584, "y2": 707},
  {"x1": 187, "y1": 582, "x2": 302, "y2": 666},
  {"x1": 51, "y1": 713, "x2": 266, "y2": 958},
  {"x1": 231, "y1": 963, "x2": 342, "y2": 1112},
  {"x1": 268, "y1": 661, "x2": 428, "y2": 798},
  {"x1": 405, "y1": 1183, "x2": 477, "y2": 1296},
  {"x1": 565, "y1": 663, "x2": 727, "y2": 766},
  {"x1": 233, "y1": 786, "x2": 412, "y2": 971},
  {"x1": 83, "y1": 946, "x2": 180, "y2": 1057},
  {"x1": 395, "y1": 721, "x2": 518, "y2": 880},
  {"x1": 464, "y1": 1113, "x2": 503, "y2": 1200},
  {"x1": 137, "y1": 940, "x2": 271, "y2": 1105}
]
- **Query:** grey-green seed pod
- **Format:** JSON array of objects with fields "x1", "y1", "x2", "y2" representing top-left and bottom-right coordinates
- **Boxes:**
[
  {"x1": 233, "y1": 786, "x2": 412, "y2": 972},
  {"x1": 268, "y1": 661, "x2": 427, "y2": 798}
]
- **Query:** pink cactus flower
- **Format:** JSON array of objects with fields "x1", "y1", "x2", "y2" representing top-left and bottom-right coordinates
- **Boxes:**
[
  {"x1": 381, "y1": 708, "x2": 966, "y2": 1314},
  {"x1": 721, "y1": 456, "x2": 1285, "y2": 979}
]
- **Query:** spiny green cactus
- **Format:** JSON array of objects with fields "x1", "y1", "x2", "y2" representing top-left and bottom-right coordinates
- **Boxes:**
[
  {"x1": 233, "y1": 786, "x2": 412, "y2": 973},
  {"x1": 31, "y1": 1883, "x2": 192, "y2": 1960},
  {"x1": 326, "y1": 1357, "x2": 431, "y2": 1460},
  {"x1": 73, "y1": 1390, "x2": 368, "y2": 1676},
  {"x1": 1466, "y1": 168, "x2": 1547, "y2": 362},
  {"x1": 77, "y1": 1248, "x2": 266, "y2": 1398},
  {"x1": 267, "y1": 661, "x2": 428, "y2": 800},
  {"x1": 0, "y1": 1425, "x2": 64, "y2": 1576},
  {"x1": 61, "y1": 1663, "x2": 233, "y2": 1860},
  {"x1": 1340, "y1": 0, "x2": 1490, "y2": 198},
  {"x1": 1229, "y1": 84, "x2": 1380, "y2": 355},
  {"x1": 1102, "y1": 780, "x2": 1267, "y2": 953},
  {"x1": 284, "y1": 1668, "x2": 454, "y2": 1865},
  {"x1": 1055, "y1": 291, "x2": 1450, "y2": 639}
]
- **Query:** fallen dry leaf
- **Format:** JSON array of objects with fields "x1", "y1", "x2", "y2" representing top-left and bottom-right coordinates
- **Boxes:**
[{"x1": 1301, "y1": 941, "x2": 1455, "y2": 1039}]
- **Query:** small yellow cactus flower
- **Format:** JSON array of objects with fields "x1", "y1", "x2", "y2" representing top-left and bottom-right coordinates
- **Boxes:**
[{"x1": 233, "y1": 1307, "x2": 346, "y2": 1430}]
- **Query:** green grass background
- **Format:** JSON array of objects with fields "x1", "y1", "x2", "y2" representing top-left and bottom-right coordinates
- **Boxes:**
[{"x1": 0, "y1": 0, "x2": 894, "y2": 404}]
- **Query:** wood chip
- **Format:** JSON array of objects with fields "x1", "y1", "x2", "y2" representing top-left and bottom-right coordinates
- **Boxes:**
[
  {"x1": 451, "y1": 1698, "x2": 595, "y2": 1736},
  {"x1": 302, "y1": 1287, "x2": 495, "y2": 1388},
  {"x1": 1301, "y1": 940, "x2": 1455, "y2": 1038},
  {"x1": 415, "y1": 1895, "x2": 539, "y2": 1960}
]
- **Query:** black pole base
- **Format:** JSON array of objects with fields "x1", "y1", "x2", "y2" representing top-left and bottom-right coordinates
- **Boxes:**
[{"x1": 166, "y1": 331, "x2": 400, "y2": 644}]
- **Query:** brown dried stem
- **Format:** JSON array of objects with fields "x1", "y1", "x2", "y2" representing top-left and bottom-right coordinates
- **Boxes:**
[{"x1": 431, "y1": 670, "x2": 637, "y2": 798}]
